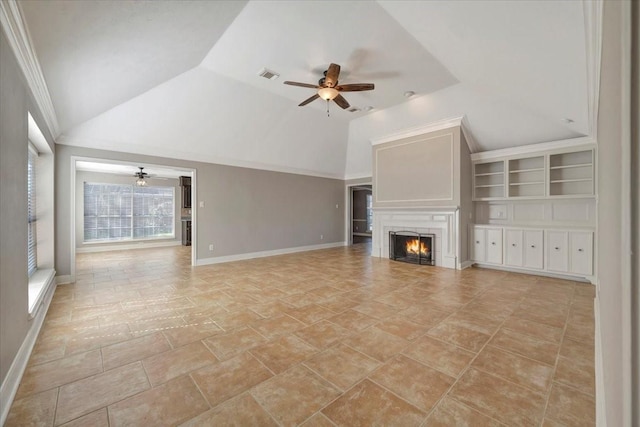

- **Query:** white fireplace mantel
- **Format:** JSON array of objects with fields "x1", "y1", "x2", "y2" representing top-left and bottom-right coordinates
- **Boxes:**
[{"x1": 372, "y1": 208, "x2": 460, "y2": 269}]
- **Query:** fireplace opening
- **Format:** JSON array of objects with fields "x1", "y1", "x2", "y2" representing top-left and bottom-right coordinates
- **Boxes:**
[{"x1": 389, "y1": 231, "x2": 435, "y2": 265}]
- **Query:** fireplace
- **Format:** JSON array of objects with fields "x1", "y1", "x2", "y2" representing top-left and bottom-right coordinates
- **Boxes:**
[{"x1": 389, "y1": 231, "x2": 435, "y2": 265}]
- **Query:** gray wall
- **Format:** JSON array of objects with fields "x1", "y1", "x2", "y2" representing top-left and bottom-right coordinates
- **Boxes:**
[
  {"x1": 0, "y1": 31, "x2": 55, "y2": 387},
  {"x1": 596, "y1": 0, "x2": 634, "y2": 425},
  {"x1": 55, "y1": 145, "x2": 345, "y2": 276},
  {"x1": 633, "y1": 1, "x2": 639, "y2": 422},
  {"x1": 75, "y1": 171, "x2": 181, "y2": 249}
]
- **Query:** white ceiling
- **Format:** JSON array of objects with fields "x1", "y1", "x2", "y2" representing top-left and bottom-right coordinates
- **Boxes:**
[{"x1": 18, "y1": 0, "x2": 592, "y2": 179}]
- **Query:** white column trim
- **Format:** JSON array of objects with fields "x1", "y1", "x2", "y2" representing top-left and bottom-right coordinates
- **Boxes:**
[{"x1": 0, "y1": 0, "x2": 60, "y2": 137}]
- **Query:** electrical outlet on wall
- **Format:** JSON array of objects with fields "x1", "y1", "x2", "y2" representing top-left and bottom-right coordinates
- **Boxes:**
[
  {"x1": 209, "y1": 244, "x2": 213, "y2": 251},
  {"x1": 320, "y1": 234, "x2": 324, "y2": 240}
]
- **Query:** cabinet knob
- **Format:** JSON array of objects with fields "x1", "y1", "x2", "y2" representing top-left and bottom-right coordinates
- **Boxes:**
[
  {"x1": 512, "y1": 243, "x2": 516, "y2": 247},
  {"x1": 476, "y1": 241, "x2": 480, "y2": 244},
  {"x1": 530, "y1": 245, "x2": 535, "y2": 248},
  {"x1": 555, "y1": 247, "x2": 560, "y2": 250},
  {"x1": 578, "y1": 248, "x2": 583, "y2": 252},
  {"x1": 491, "y1": 242, "x2": 496, "y2": 245}
]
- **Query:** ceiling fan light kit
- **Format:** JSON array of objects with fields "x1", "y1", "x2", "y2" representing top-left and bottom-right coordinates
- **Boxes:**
[
  {"x1": 318, "y1": 87, "x2": 339, "y2": 100},
  {"x1": 134, "y1": 167, "x2": 149, "y2": 186}
]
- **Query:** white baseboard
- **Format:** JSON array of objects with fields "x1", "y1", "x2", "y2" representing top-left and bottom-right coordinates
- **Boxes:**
[
  {"x1": 196, "y1": 241, "x2": 346, "y2": 266},
  {"x1": 459, "y1": 260, "x2": 474, "y2": 270},
  {"x1": 55, "y1": 275, "x2": 73, "y2": 285},
  {"x1": 76, "y1": 240, "x2": 181, "y2": 253},
  {"x1": 0, "y1": 275, "x2": 57, "y2": 425},
  {"x1": 595, "y1": 295, "x2": 607, "y2": 427},
  {"x1": 471, "y1": 263, "x2": 594, "y2": 283}
]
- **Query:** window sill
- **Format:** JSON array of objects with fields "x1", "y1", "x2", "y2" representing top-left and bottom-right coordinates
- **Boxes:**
[{"x1": 28, "y1": 268, "x2": 55, "y2": 319}]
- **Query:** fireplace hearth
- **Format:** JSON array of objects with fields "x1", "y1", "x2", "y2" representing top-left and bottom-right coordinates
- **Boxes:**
[{"x1": 389, "y1": 231, "x2": 435, "y2": 266}]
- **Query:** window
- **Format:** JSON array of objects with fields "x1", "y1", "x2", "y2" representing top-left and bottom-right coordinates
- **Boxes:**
[
  {"x1": 84, "y1": 183, "x2": 174, "y2": 242},
  {"x1": 27, "y1": 144, "x2": 37, "y2": 276},
  {"x1": 366, "y1": 193, "x2": 373, "y2": 232}
]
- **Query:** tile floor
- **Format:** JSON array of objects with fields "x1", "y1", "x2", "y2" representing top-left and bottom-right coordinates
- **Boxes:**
[{"x1": 7, "y1": 244, "x2": 595, "y2": 426}]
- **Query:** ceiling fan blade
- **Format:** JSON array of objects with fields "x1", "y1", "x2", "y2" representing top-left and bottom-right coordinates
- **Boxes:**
[
  {"x1": 284, "y1": 81, "x2": 319, "y2": 89},
  {"x1": 324, "y1": 63, "x2": 341, "y2": 87},
  {"x1": 299, "y1": 94, "x2": 320, "y2": 106},
  {"x1": 333, "y1": 94, "x2": 350, "y2": 109},
  {"x1": 336, "y1": 83, "x2": 375, "y2": 92}
]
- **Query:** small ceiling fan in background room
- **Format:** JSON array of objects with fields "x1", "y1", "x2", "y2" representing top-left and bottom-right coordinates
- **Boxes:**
[
  {"x1": 134, "y1": 167, "x2": 152, "y2": 186},
  {"x1": 284, "y1": 63, "x2": 374, "y2": 116}
]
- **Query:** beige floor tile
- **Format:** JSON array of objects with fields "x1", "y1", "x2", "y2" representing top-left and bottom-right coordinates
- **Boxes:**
[
  {"x1": 55, "y1": 362, "x2": 150, "y2": 425},
  {"x1": 181, "y1": 393, "x2": 278, "y2": 427},
  {"x1": 285, "y1": 304, "x2": 337, "y2": 325},
  {"x1": 300, "y1": 413, "x2": 335, "y2": 427},
  {"x1": 202, "y1": 326, "x2": 266, "y2": 360},
  {"x1": 449, "y1": 368, "x2": 546, "y2": 426},
  {"x1": 8, "y1": 246, "x2": 595, "y2": 426},
  {"x1": 501, "y1": 316, "x2": 564, "y2": 343},
  {"x1": 294, "y1": 320, "x2": 351, "y2": 349},
  {"x1": 143, "y1": 341, "x2": 217, "y2": 386},
  {"x1": 303, "y1": 343, "x2": 380, "y2": 390},
  {"x1": 554, "y1": 355, "x2": 595, "y2": 395},
  {"x1": 58, "y1": 408, "x2": 109, "y2": 427},
  {"x1": 101, "y1": 332, "x2": 171, "y2": 371},
  {"x1": 375, "y1": 315, "x2": 429, "y2": 340},
  {"x1": 473, "y1": 345, "x2": 554, "y2": 393},
  {"x1": 250, "y1": 334, "x2": 317, "y2": 373},
  {"x1": 545, "y1": 382, "x2": 595, "y2": 426},
  {"x1": 403, "y1": 335, "x2": 475, "y2": 377},
  {"x1": 252, "y1": 314, "x2": 306, "y2": 339},
  {"x1": 490, "y1": 328, "x2": 559, "y2": 366},
  {"x1": 370, "y1": 355, "x2": 454, "y2": 412},
  {"x1": 322, "y1": 379, "x2": 425, "y2": 427},
  {"x1": 16, "y1": 349, "x2": 103, "y2": 399},
  {"x1": 427, "y1": 320, "x2": 492, "y2": 352},
  {"x1": 108, "y1": 375, "x2": 208, "y2": 426},
  {"x1": 191, "y1": 352, "x2": 273, "y2": 407},
  {"x1": 5, "y1": 388, "x2": 57, "y2": 427},
  {"x1": 326, "y1": 309, "x2": 378, "y2": 330},
  {"x1": 342, "y1": 326, "x2": 409, "y2": 362},
  {"x1": 251, "y1": 365, "x2": 341, "y2": 426},
  {"x1": 424, "y1": 397, "x2": 505, "y2": 427}
]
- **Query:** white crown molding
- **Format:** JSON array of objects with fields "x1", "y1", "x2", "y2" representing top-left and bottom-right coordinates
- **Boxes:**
[
  {"x1": 470, "y1": 136, "x2": 596, "y2": 161},
  {"x1": 57, "y1": 135, "x2": 346, "y2": 180},
  {"x1": 460, "y1": 116, "x2": 481, "y2": 153},
  {"x1": 583, "y1": 0, "x2": 604, "y2": 140},
  {"x1": 370, "y1": 116, "x2": 464, "y2": 146},
  {"x1": 0, "y1": 0, "x2": 60, "y2": 137}
]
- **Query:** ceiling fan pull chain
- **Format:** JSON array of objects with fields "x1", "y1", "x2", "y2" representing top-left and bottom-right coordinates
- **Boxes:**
[{"x1": 327, "y1": 100, "x2": 330, "y2": 117}]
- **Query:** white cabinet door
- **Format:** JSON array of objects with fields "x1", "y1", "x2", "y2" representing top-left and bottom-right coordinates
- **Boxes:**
[
  {"x1": 547, "y1": 231, "x2": 569, "y2": 272},
  {"x1": 570, "y1": 232, "x2": 593, "y2": 275},
  {"x1": 505, "y1": 230, "x2": 523, "y2": 267},
  {"x1": 523, "y1": 230, "x2": 544, "y2": 269},
  {"x1": 471, "y1": 227, "x2": 486, "y2": 262},
  {"x1": 486, "y1": 228, "x2": 503, "y2": 264}
]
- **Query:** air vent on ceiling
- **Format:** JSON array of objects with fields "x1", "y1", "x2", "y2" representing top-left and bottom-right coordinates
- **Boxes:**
[
  {"x1": 348, "y1": 107, "x2": 361, "y2": 113},
  {"x1": 258, "y1": 68, "x2": 280, "y2": 80}
]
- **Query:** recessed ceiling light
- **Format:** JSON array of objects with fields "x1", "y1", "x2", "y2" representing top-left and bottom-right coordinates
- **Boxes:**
[
  {"x1": 404, "y1": 91, "x2": 415, "y2": 98},
  {"x1": 258, "y1": 68, "x2": 280, "y2": 80},
  {"x1": 562, "y1": 118, "x2": 574, "y2": 123},
  {"x1": 364, "y1": 106, "x2": 374, "y2": 112}
]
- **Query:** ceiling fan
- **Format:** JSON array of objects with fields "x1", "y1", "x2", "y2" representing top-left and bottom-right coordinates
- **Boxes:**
[
  {"x1": 284, "y1": 63, "x2": 374, "y2": 112},
  {"x1": 133, "y1": 167, "x2": 152, "y2": 186}
]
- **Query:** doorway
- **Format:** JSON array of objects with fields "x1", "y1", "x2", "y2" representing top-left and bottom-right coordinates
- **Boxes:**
[{"x1": 349, "y1": 185, "x2": 373, "y2": 245}]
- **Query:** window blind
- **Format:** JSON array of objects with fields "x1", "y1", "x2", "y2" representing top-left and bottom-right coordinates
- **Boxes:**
[
  {"x1": 27, "y1": 146, "x2": 37, "y2": 276},
  {"x1": 84, "y1": 183, "x2": 174, "y2": 242}
]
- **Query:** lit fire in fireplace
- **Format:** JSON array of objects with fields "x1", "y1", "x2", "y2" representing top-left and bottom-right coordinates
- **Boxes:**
[{"x1": 405, "y1": 238, "x2": 430, "y2": 256}]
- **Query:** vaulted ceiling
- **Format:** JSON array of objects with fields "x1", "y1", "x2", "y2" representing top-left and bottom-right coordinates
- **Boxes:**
[{"x1": 16, "y1": 0, "x2": 593, "y2": 178}]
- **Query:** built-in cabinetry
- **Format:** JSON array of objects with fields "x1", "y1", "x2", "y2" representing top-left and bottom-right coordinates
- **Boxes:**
[
  {"x1": 470, "y1": 224, "x2": 593, "y2": 279},
  {"x1": 473, "y1": 147, "x2": 594, "y2": 201}
]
